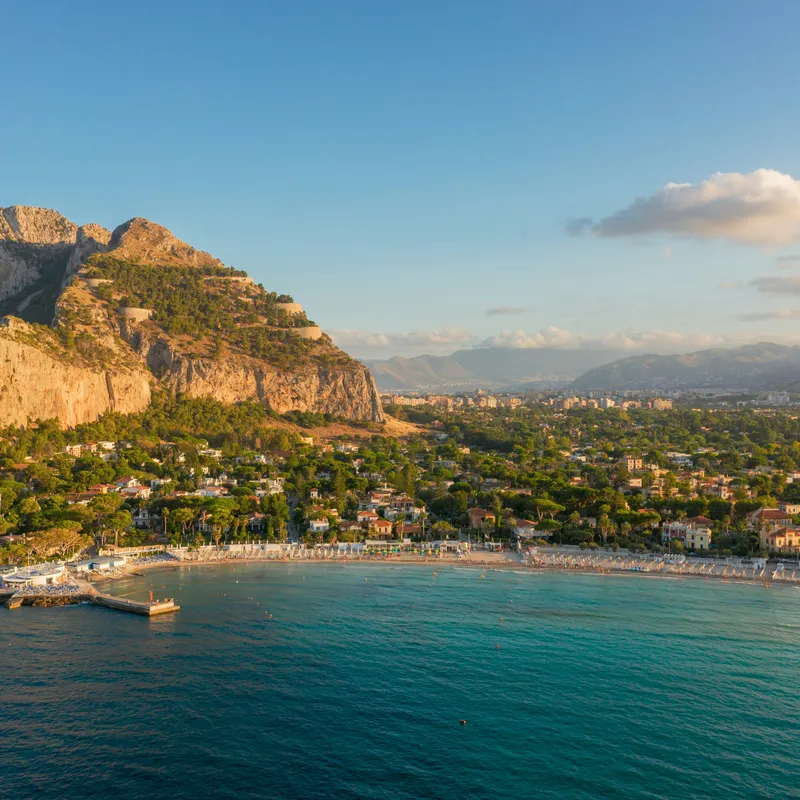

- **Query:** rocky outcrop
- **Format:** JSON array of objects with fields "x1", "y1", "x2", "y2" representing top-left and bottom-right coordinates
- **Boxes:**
[
  {"x1": 0, "y1": 318, "x2": 151, "y2": 427},
  {"x1": 146, "y1": 341, "x2": 383, "y2": 422},
  {"x1": 65, "y1": 224, "x2": 112, "y2": 277},
  {"x1": 0, "y1": 205, "x2": 385, "y2": 428},
  {"x1": 108, "y1": 218, "x2": 222, "y2": 268},
  {"x1": 0, "y1": 206, "x2": 78, "y2": 244},
  {"x1": 0, "y1": 207, "x2": 93, "y2": 303}
]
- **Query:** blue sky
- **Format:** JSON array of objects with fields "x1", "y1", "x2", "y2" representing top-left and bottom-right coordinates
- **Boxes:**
[{"x1": 4, "y1": 1, "x2": 800, "y2": 359}]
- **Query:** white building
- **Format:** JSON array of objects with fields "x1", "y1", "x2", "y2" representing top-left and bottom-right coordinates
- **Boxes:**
[
  {"x1": 73, "y1": 556, "x2": 127, "y2": 573},
  {"x1": 2, "y1": 564, "x2": 66, "y2": 587}
]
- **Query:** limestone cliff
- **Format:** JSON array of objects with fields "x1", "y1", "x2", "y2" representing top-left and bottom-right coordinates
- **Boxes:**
[
  {"x1": 0, "y1": 206, "x2": 384, "y2": 428},
  {"x1": 0, "y1": 206, "x2": 78, "y2": 245},
  {"x1": 144, "y1": 340, "x2": 384, "y2": 420},
  {"x1": 0, "y1": 318, "x2": 151, "y2": 427}
]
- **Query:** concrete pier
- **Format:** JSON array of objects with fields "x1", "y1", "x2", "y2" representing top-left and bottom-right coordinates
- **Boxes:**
[
  {"x1": 2, "y1": 590, "x2": 179, "y2": 615},
  {"x1": 93, "y1": 594, "x2": 180, "y2": 616}
]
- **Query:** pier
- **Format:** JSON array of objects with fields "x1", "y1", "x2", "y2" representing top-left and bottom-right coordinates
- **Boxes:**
[
  {"x1": 1, "y1": 588, "x2": 179, "y2": 616},
  {"x1": 92, "y1": 594, "x2": 180, "y2": 616}
]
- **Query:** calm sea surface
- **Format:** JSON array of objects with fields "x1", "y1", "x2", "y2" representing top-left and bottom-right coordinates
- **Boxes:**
[{"x1": 1, "y1": 564, "x2": 799, "y2": 800}]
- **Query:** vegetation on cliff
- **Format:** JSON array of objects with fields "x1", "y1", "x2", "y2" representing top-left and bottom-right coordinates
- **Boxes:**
[
  {"x1": 0, "y1": 207, "x2": 383, "y2": 427},
  {"x1": 83, "y1": 255, "x2": 351, "y2": 369}
]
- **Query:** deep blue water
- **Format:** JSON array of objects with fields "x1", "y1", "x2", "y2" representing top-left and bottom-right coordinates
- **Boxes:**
[{"x1": 1, "y1": 564, "x2": 799, "y2": 800}]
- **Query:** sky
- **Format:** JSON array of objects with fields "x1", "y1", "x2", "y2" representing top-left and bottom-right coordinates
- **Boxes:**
[{"x1": 4, "y1": 1, "x2": 800, "y2": 360}]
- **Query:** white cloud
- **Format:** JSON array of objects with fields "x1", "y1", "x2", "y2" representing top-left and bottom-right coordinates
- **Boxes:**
[
  {"x1": 575, "y1": 169, "x2": 800, "y2": 245},
  {"x1": 480, "y1": 326, "x2": 579, "y2": 349},
  {"x1": 479, "y1": 327, "x2": 725, "y2": 353},
  {"x1": 330, "y1": 327, "x2": 473, "y2": 352}
]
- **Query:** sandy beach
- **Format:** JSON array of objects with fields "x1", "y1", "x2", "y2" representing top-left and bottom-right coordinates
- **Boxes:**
[{"x1": 87, "y1": 547, "x2": 800, "y2": 590}]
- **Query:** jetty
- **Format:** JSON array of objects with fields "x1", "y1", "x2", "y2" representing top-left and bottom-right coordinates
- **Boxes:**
[
  {"x1": 1, "y1": 588, "x2": 179, "y2": 616},
  {"x1": 92, "y1": 593, "x2": 179, "y2": 616}
]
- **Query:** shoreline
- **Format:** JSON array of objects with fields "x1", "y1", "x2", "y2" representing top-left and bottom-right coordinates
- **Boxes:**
[
  {"x1": 9, "y1": 552, "x2": 796, "y2": 611},
  {"x1": 90, "y1": 552, "x2": 800, "y2": 591}
]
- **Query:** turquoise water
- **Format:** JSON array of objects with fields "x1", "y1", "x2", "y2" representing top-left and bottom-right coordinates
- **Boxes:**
[{"x1": 1, "y1": 564, "x2": 799, "y2": 799}]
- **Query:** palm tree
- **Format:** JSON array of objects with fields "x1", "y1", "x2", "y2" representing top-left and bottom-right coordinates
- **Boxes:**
[{"x1": 597, "y1": 514, "x2": 614, "y2": 545}]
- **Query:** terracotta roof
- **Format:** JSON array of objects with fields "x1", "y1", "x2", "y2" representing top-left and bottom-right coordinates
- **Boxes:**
[{"x1": 761, "y1": 509, "x2": 792, "y2": 519}]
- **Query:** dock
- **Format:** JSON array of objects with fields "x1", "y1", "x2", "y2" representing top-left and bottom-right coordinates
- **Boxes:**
[
  {"x1": 93, "y1": 594, "x2": 180, "y2": 616},
  {"x1": 2, "y1": 591, "x2": 179, "y2": 615}
]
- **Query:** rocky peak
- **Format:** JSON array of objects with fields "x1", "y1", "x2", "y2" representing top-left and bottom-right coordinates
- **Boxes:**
[
  {"x1": 65, "y1": 224, "x2": 113, "y2": 277},
  {"x1": 108, "y1": 217, "x2": 222, "y2": 268},
  {"x1": 78, "y1": 223, "x2": 112, "y2": 247},
  {"x1": 0, "y1": 206, "x2": 78, "y2": 245}
]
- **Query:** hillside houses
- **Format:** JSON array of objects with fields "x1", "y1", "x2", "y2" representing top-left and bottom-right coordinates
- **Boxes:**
[
  {"x1": 747, "y1": 508, "x2": 793, "y2": 533},
  {"x1": 11, "y1": 394, "x2": 800, "y2": 567}
]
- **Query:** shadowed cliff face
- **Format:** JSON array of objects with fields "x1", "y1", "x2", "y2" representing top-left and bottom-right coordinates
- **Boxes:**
[
  {"x1": 0, "y1": 206, "x2": 384, "y2": 427},
  {"x1": 149, "y1": 345, "x2": 384, "y2": 420},
  {"x1": 0, "y1": 207, "x2": 112, "y2": 323}
]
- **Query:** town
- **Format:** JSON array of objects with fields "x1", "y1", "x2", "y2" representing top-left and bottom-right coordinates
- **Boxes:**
[{"x1": 3, "y1": 392, "x2": 800, "y2": 595}]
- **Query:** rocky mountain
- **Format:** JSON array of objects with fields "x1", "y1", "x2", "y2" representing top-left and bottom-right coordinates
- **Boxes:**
[
  {"x1": 0, "y1": 205, "x2": 383, "y2": 427},
  {"x1": 366, "y1": 348, "x2": 630, "y2": 391},
  {"x1": 570, "y1": 343, "x2": 800, "y2": 391}
]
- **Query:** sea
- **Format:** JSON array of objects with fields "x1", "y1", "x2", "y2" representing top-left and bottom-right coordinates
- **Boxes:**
[{"x1": 1, "y1": 563, "x2": 798, "y2": 800}]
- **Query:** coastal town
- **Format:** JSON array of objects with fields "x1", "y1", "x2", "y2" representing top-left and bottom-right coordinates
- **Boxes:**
[{"x1": 4, "y1": 392, "x2": 800, "y2": 604}]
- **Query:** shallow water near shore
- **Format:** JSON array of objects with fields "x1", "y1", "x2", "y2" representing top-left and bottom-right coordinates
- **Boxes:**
[{"x1": 1, "y1": 563, "x2": 799, "y2": 799}]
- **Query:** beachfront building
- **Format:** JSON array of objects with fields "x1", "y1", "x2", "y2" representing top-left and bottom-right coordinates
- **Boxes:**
[
  {"x1": 73, "y1": 556, "x2": 127, "y2": 573},
  {"x1": 747, "y1": 508, "x2": 793, "y2": 533},
  {"x1": 2, "y1": 563, "x2": 66, "y2": 587},
  {"x1": 760, "y1": 526, "x2": 800, "y2": 553},
  {"x1": 513, "y1": 519, "x2": 538, "y2": 540},
  {"x1": 370, "y1": 519, "x2": 393, "y2": 539},
  {"x1": 308, "y1": 518, "x2": 330, "y2": 534},
  {"x1": 684, "y1": 528, "x2": 710, "y2": 551},
  {"x1": 468, "y1": 508, "x2": 496, "y2": 530},
  {"x1": 662, "y1": 521, "x2": 711, "y2": 551}
]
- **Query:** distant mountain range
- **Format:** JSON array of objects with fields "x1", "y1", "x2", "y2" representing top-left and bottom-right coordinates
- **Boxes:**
[
  {"x1": 571, "y1": 342, "x2": 800, "y2": 391},
  {"x1": 366, "y1": 342, "x2": 800, "y2": 393},
  {"x1": 364, "y1": 348, "x2": 630, "y2": 391}
]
